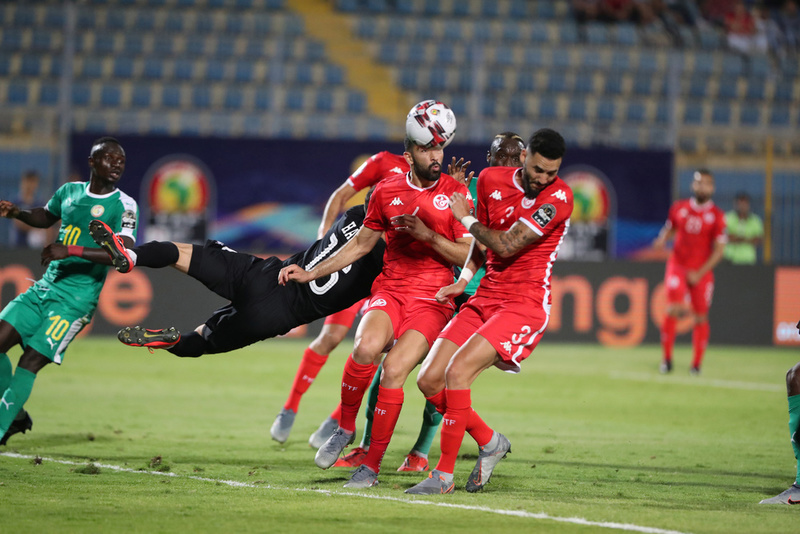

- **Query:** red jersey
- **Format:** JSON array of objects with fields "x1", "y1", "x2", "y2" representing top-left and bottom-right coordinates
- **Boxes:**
[
  {"x1": 475, "y1": 167, "x2": 573, "y2": 304},
  {"x1": 666, "y1": 198, "x2": 727, "y2": 269},
  {"x1": 364, "y1": 172, "x2": 472, "y2": 296},
  {"x1": 347, "y1": 152, "x2": 409, "y2": 192}
]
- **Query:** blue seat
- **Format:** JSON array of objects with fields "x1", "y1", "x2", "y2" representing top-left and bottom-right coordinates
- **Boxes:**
[
  {"x1": 346, "y1": 91, "x2": 366, "y2": 113},
  {"x1": 7, "y1": 82, "x2": 29, "y2": 105},
  {"x1": 711, "y1": 102, "x2": 732, "y2": 125},
  {"x1": 637, "y1": 51, "x2": 659, "y2": 73},
  {"x1": 234, "y1": 60, "x2": 254, "y2": 83},
  {"x1": 574, "y1": 73, "x2": 594, "y2": 94},
  {"x1": 443, "y1": 21, "x2": 463, "y2": 41},
  {"x1": 77, "y1": 10, "x2": 96, "y2": 29},
  {"x1": 604, "y1": 73, "x2": 624, "y2": 95},
  {"x1": 427, "y1": 69, "x2": 448, "y2": 91},
  {"x1": 596, "y1": 97, "x2": 616, "y2": 121},
  {"x1": 20, "y1": 55, "x2": 42, "y2": 77},
  {"x1": 226, "y1": 14, "x2": 244, "y2": 34},
  {"x1": 143, "y1": 58, "x2": 165, "y2": 79},
  {"x1": 769, "y1": 105, "x2": 790, "y2": 126},
  {"x1": 215, "y1": 37, "x2": 236, "y2": 57},
  {"x1": 153, "y1": 36, "x2": 174, "y2": 56},
  {"x1": 223, "y1": 87, "x2": 244, "y2": 110},
  {"x1": 39, "y1": 83, "x2": 59, "y2": 105},
  {"x1": 716, "y1": 77, "x2": 738, "y2": 100},
  {"x1": 739, "y1": 103, "x2": 761, "y2": 126},
  {"x1": 336, "y1": 0, "x2": 358, "y2": 12},
  {"x1": 173, "y1": 59, "x2": 194, "y2": 80},
  {"x1": 678, "y1": 135, "x2": 698, "y2": 153},
  {"x1": 406, "y1": 43, "x2": 426, "y2": 63},
  {"x1": 516, "y1": 72, "x2": 536, "y2": 92},
  {"x1": 387, "y1": 20, "x2": 409, "y2": 39},
  {"x1": 324, "y1": 65, "x2": 344, "y2": 85},
  {"x1": 473, "y1": 22, "x2": 493, "y2": 42},
  {"x1": 251, "y1": 14, "x2": 272, "y2": 35},
  {"x1": 164, "y1": 13, "x2": 184, "y2": 32},
  {"x1": 123, "y1": 35, "x2": 144, "y2": 55},
  {"x1": 79, "y1": 57, "x2": 103, "y2": 78},
  {"x1": 625, "y1": 101, "x2": 647, "y2": 123},
  {"x1": 534, "y1": 1, "x2": 556, "y2": 19},
  {"x1": 509, "y1": 0, "x2": 528, "y2": 17},
  {"x1": 551, "y1": 49, "x2": 571, "y2": 69},
  {"x1": 632, "y1": 74, "x2": 653, "y2": 96},
  {"x1": 567, "y1": 99, "x2": 587, "y2": 121},
  {"x1": 244, "y1": 40, "x2": 264, "y2": 58},
  {"x1": 546, "y1": 71, "x2": 568, "y2": 93},
  {"x1": 185, "y1": 36, "x2": 206, "y2": 56},
  {"x1": 481, "y1": 0, "x2": 499, "y2": 17},
  {"x1": 314, "y1": 90, "x2": 334, "y2": 113},
  {"x1": 94, "y1": 34, "x2": 115, "y2": 55},
  {"x1": 480, "y1": 99, "x2": 496, "y2": 117},
  {"x1": 161, "y1": 85, "x2": 182, "y2": 108},
  {"x1": 31, "y1": 30, "x2": 54, "y2": 52},
  {"x1": 655, "y1": 101, "x2": 671, "y2": 124},
  {"x1": 692, "y1": 52, "x2": 715, "y2": 75},
  {"x1": 413, "y1": 20, "x2": 435, "y2": 41},
  {"x1": 204, "y1": 60, "x2": 226, "y2": 81},
  {"x1": 134, "y1": 12, "x2": 156, "y2": 31},
  {"x1": 538, "y1": 96, "x2": 558, "y2": 120},
  {"x1": 487, "y1": 70, "x2": 507, "y2": 92},
  {"x1": 366, "y1": 0, "x2": 388, "y2": 13},
  {"x1": 530, "y1": 21, "x2": 549, "y2": 44},
  {"x1": 378, "y1": 43, "x2": 397, "y2": 64},
  {"x1": 106, "y1": 11, "x2": 126, "y2": 30},
  {"x1": 721, "y1": 54, "x2": 744, "y2": 77},
  {"x1": 294, "y1": 63, "x2": 314, "y2": 85},
  {"x1": 523, "y1": 49, "x2": 545, "y2": 68},
  {"x1": 687, "y1": 75, "x2": 708, "y2": 98},
  {"x1": 423, "y1": 0, "x2": 441, "y2": 15},
  {"x1": 558, "y1": 22, "x2": 580, "y2": 44},
  {"x1": 585, "y1": 23, "x2": 609, "y2": 45},
  {"x1": 254, "y1": 88, "x2": 272, "y2": 110},
  {"x1": 613, "y1": 23, "x2": 639, "y2": 46},
  {"x1": 44, "y1": 5, "x2": 65, "y2": 28},
  {"x1": 285, "y1": 90, "x2": 305, "y2": 111},
  {"x1": 112, "y1": 56, "x2": 135, "y2": 79},
  {"x1": 100, "y1": 84, "x2": 121, "y2": 107},
  {"x1": 580, "y1": 50, "x2": 603, "y2": 70},
  {"x1": 509, "y1": 98, "x2": 526, "y2": 117},
  {"x1": 501, "y1": 22, "x2": 521, "y2": 42},
  {"x1": 178, "y1": 114, "x2": 202, "y2": 137},
  {"x1": 683, "y1": 101, "x2": 704, "y2": 125},
  {"x1": 773, "y1": 81, "x2": 794, "y2": 102},
  {"x1": 131, "y1": 84, "x2": 152, "y2": 107},
  {"x1": 457, "y1": 70, "x2": 474, "y2": 91},
  {"x1": 72, "y1": 83, "x2": 92, "y2": 106},
  {"x1": 699, "y1": 29, "x2": 723, "y2": 49},
  {"x1": 436, "y1": 44, "x2": 456, "y2": 65},
  {"x1": 194, "y1": 13, "x2": 214, "y2": 33}
]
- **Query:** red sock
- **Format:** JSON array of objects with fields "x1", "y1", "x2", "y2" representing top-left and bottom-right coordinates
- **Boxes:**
[
  {"x1": 329, "y1": 364, "x2": 377, "y2": 422},
  {"x1": 692, "y1": 321, "x2": 709, "y2": 369},
  {"x1": 339, "y1": 356, "x2": 376, "y2": 433},
  {"x1": 425, "y1": 390, "x2": 446, "y2": 414},
  {"x1": 661, "y1": 315, "x2": 676, "y2": 362},
  {"x1": 435, "y1": 388, "x2": 471, "y2": 475},
  {"x1": 466, "y1": 408, "x2": 494, "y2": 447},
  {"x1": 362, "y1": 386, "x2": 404, "y2": 473},
  {"x1": 284, "y1": 348, "x2": 328, "y2": 412}
]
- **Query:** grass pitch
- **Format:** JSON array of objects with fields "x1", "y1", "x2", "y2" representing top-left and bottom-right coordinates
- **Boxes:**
[{"x1": 0, "y1": 337, "x2": 798, "y2": 533}]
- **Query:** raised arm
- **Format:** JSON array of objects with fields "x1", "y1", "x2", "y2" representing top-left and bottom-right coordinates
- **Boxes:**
[
  {"x1": 318, "y1": 182, "x2": 358, "y2": 239},
  {"x1": 0, "y1": 200, "x2": 60, "y2": 229},
  {"x1": 279, "y1": 225, "x2": 381, "y2": 285},
  {"x1": 448, "y1": 192, "x2": 540, "y2": 258}
]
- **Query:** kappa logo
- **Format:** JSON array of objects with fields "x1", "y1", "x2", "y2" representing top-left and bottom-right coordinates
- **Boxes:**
[
  {"x1": 501, "y1": 341, "x2": 513, "y2": 353},
  {"x1": 0, "y1": 397, "x2": 13, "y2": 410},
  {"x1": 390, "y1": 166, "x2": 403, "y2": 174},
  {"x1": 371, "y1": 298, "x2": 387, "y2": 307},
  {"x1": 390, "y1": 197, "x2": 404, "y2": 206},
  {"x1": 552, "y1": 189, "x2": 568, "y2": 203},
  {"x1": 433, "y1": 194, "x2": 449, "y2": 210},
  {"x1": 490, "y1": 190, "x2": 502, "y2": 201}
]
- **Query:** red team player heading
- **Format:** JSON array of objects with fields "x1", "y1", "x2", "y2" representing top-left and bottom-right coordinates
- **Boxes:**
[{"x1": 654, "y1": 169, "x2": 727, "y2": 375}]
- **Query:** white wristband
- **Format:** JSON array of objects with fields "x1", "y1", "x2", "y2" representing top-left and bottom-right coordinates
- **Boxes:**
[
  {"x1": 460, "y1": 215, "x2": 478, "y2": 232},
  {"x1": 458, "y1": 267, "x2": 474, "y2": 283}
]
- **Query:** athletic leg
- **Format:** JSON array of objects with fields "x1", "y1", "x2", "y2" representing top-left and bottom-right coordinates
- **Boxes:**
[{"x1": 0, "y1": 349, "x2": 48, "y2": 437}]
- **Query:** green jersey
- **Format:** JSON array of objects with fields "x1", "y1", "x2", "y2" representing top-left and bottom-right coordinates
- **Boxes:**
[
  {"x1": 41, "y1": 181, "x2": 138, "y2": 308},
  {"x1": 464, "y1": 176, "x2": 485, "y2": 296},
  {"x1": 723, "y1": 210, "x2": 763, "y2": 265}
]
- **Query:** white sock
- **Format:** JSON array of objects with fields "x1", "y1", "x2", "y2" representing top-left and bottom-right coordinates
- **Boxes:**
[{"x1": 127, "y1": 249, "x2": 138, "y2": 266}]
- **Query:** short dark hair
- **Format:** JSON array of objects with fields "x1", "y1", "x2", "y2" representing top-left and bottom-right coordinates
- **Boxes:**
[
  {"x1": 90, "y1": 136, "x2": 122, "y2": 157},
  {"x1": 695, "y1": 168, "x2": 713, "y2": 178},
  {"x1": 495, "y1": 131, "x2": 525, "y2": 144},
  {"x1": 527, "y1": 128, "x2": 566, "y2": 160},
  {"x1": 403, "y1": 136, "x2": 415, "y2": 152},
  {"x1": 735, "y1": 191, "x2": 750, "y2": 201}
]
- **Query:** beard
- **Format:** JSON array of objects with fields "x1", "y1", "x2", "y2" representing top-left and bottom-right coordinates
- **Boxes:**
[
  {"x1": 413, "y1": 159, "x2": 441, "y2": 182},
  {"x1": 520, "y1": 168, "x2": 539, "y2": 199}
]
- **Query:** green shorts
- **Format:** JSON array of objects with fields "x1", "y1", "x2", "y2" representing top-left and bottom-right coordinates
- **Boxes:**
[{"x1": 0, "y1": 283, "x2": 92, "y2": 364}]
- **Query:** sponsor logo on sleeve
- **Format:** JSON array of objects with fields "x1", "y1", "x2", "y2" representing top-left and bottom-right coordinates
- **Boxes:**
[
  {"x1": 532, "y1": 203, "x2": 556, "y2": 227},
  {"x1": 121, "y1": 209, "x2": 137, "y2": 230}
]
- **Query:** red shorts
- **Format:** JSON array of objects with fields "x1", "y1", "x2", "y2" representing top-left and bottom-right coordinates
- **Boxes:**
[
  {"x1": 365, "y1": 291, "x2": 455, "y2": 348},
  {"x1": 439, "y1": 294, "x2": 549, "y2": 373},
  {"x1": 664, "y1": 260, "x2": 714, "y2": 315},
  {"x1": 323, "y1": 298, "x2": 367, "y2": 328}
]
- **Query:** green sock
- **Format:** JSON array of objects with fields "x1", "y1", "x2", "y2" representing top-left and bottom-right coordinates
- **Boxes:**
[
  {"x1": 0, "y1": 353, "x2": 12, "y2": 392},
  {"x1": 360, "y1": 365, "x2": 382, "y2": 448},
  {"x1": 0, "y1": 367, "x2": 36, "y2": 436},
  {"x1": 789, "y1": 395, "x2": 800, "y2": 485},
  {"x1": 409, "y1": 400, "x2": 443, "y2": 456}
]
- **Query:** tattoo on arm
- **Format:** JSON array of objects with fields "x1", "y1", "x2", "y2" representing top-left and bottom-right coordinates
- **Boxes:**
[{"x1": 470, "y1": 221, "x2": 536, "y2": 257}]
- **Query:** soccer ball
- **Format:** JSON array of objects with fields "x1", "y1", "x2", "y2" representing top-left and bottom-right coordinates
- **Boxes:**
[{"x1": 405, "y1": 100, "x2": 457, "y2": 148}]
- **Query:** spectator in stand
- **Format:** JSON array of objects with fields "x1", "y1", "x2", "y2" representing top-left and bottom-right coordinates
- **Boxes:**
[
  {"x1": 724, "y1": 192, "x2": 763, "y2": 265},
  {"x1": 9, "y1": 170, "x2": 47, "y2": 249},
  {"x1": 599, "y1": 0, "x2": 637, "y2": 21},
  {"x1": 777, "y1": 0, "x2": 800, "y2": 49},
  {"x1": 725, "y1": 0, "x2": 768, "y2": 54},
  {"x1": 701, "y1": 0, "x2": 739, "y2": 27},
  {"x1": 572, "y1": 0, "x2": 602, "y2": 22}
]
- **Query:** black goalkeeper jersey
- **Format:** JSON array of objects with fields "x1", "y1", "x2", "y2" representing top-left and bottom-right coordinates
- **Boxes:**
[{"x1": 280, "y1": 204, "x2": 384, "y2": 325}]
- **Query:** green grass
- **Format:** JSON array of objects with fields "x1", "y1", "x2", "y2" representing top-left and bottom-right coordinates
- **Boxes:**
[{"x1": 1, "y1": 337, "x2": 798, "y2": 533}]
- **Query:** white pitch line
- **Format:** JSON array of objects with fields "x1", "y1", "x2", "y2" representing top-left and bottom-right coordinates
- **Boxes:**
[
  {"x1": 1, "y1": 452, "x2": 690, "y2": 534},
  {"x1": 608, "y1": 371, "x2": 783, "y2": 392}
]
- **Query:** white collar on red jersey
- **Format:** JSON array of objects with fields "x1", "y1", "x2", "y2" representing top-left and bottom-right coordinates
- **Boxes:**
[{"x1": 405, "y1": 172, "x2": 438, "y2": 191}]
